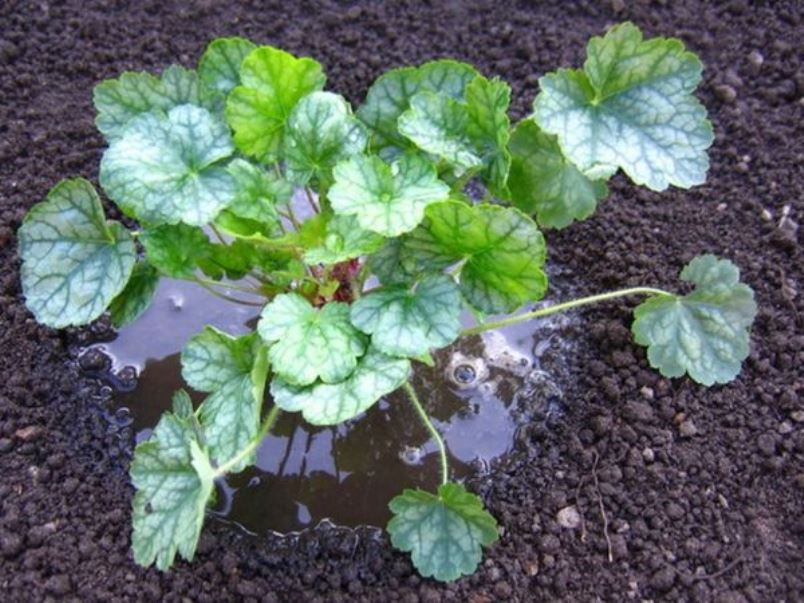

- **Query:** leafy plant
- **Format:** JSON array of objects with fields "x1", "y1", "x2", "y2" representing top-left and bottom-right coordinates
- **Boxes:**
[{"x1": 18, "y1": 24, "x2": 757, "y2": 581}]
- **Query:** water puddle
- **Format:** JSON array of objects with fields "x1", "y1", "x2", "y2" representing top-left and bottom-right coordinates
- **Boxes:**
[{"x1": 89, "y1": 277, "x2": 572, "y2": 534}]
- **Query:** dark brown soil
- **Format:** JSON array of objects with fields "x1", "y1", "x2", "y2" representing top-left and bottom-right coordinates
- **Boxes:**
[{"x1": 1, "y1": 0, "x2": 802, "y2": 600}]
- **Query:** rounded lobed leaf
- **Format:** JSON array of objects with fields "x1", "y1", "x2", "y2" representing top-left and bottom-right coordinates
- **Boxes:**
[
  {"x1": 198, "y1": 37, "x2": 257, "y2": 95},
  {"x1": 225, "y1": 46, "x2": 326, "y2": 162},
  {"x1": 285, "y1": 91, "x2": 368, "y2": 184},
  {"x1": 303, "y1": 214, "x2": 385, "y2": 266},
  {"x1": 507, "y1": 119, "x2": 608, "y2": 229},
  {"x1": 258, "y1": 293, "x2": 367, "y2": 386},
  {"x1": 350, "y1": 274, "x2": 462, "y2": 357},
  {"x1": 18, "y1": 178, "x2": 136, "y2": 328},
  {"x1": 387, "y1": 482, "x2": 499, "y2": 582},
  {"x1": 632, "y1": 255, "x2": 757, "y2": 385},
  {"x1": 329, "y1": 153, "x2": 450, "y2": 237},
  {"x1": 100, "y1": 104, "x2": 236, "y2": 226},
  {"x1": 270, "y1": 348, "x2": 410, "y2": 425},
  {"x1": 533, "y1": 22, "x2": 713, "y2": 191},
  {"x1": 109, "y1": 261, "x2": 160, "y2": 328}
]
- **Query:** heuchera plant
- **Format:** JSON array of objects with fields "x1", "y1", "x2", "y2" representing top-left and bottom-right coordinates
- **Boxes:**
[{"x1": 18, "y1": 23, "x2": 757, "y2": 581}]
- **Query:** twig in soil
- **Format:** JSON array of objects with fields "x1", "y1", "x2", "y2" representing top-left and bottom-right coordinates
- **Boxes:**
[
  {"x1": 591, "y1": 452, "x2": 614, "y2": 563},
  {"x1": 691, "y1": 555, "x2": 744, "y2": 582},
  {"x1": 574, "y1": 473, "x2": 589, "y2": 544}
]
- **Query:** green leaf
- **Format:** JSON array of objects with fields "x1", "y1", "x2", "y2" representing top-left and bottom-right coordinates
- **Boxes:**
[
  {"x1": 285, "y1": 91, "x2": 368, "y2": 185},
  {"x1": 141, "y1": 224, "x2": 212, "y2": 278},
  {"x1": 198, "y1": 37, "x2": 256, "y2": 95},
  {"x1": 387, "y1": 482, "x2": 499, "y2": 582},
  {"x1": 270, "y1": 348, "x2": 410, "y2": 425},
  {"x1": 533, "y1": 22, "x2": 713, "y2": 191},
  {"x1": 197, "y1": 346, "x2": 269, "y2": 472},
  {"x1": 131, "y1": 411, "x2": 215, "y2": 570},
  {"x1": 351, "y1": 274, "x2": 462, "y2": 357},
  {"x1": 18, "y1": 178, "x2": 136, "y2": 328},
  {"x1": 465, "y1": 76, "x2": 512, "y2": 197},
  {"x1": 226, "y1": 46, "x2": 326, "y2": 162},
  {"x1": 367, "y1": 238, "x2": 415, "y2": 285},
  {"x1": 632, "y1": 255, "x2": 757, "y2": 385},
  {"x1": 402, "y1": 201, "x2": 548, "y2": 314},
  {"x1": 357, "y1": 60, "x2": 479, "y2": 155},
  {"x1": 258, "y1": 294, "x2": 366, "y2": 386},
  {"x1": 94, "y1": 65, "x2": 206, "y2": 140},
  {"x1": 109, "y1": 261, "x2": 160, "y2": 328},
  {"x1": 329, "y1": 153, "x2": 450, "y2": 236},
  {"x1": 181, "y1": 327, "x2": 260, "y2": 392},
  {"x1": 100, "y1": 105, "x2": 236, "y2": 226},
  {"x1": 181, "y1": 328, "x2": 268, "y2": 471},
  {"x1": 398, "y1": 92, "x2": 482, "y2": 175},
  {"x1": 224, "y1": 158, "x2": 288, "y2": 232},
  {"x1": 507, "y1": 119, "x2": 608, "y2": 229},
  {"x1": 303, "y1": 215, "x2": 385, "y2": 265}
]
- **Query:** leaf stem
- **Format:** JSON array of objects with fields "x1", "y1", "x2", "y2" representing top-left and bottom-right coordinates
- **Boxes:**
[
  {"x1": 209, "y1": 224, "x2": 227, "y2": 245},
  {"x1": 403, "y1": 381, "x2": 449, "y2": 486},
  {"x1": 214, "y1": 406, "x2": 280, "y2": 477},
  {"x1": 195, "y1": 280, "x2": 267, "y2": 307},
  {"x1": 461, "y1": 286, "x2": 672, "y2": 336},
  {"x1": 304, "y1": 187, "x2": 320, "y2": 214},
  {"x1": 195, "y1": 277, "x2": 263, "y2": 295}
]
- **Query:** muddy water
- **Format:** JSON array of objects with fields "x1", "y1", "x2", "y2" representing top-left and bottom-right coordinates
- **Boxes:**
[{"x1": 94, "y1": 278, "x2": 570, "y2": 534}]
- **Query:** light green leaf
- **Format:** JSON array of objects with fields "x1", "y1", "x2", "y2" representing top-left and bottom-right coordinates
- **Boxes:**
[
  {"x1": 100, "y1": 105, "x2": 236, "y2": 226},
  {"x1": 304, "y1": 215, "x2": 385, "y2": 265},
  {"x1": 225, "y1": 46, "x2": 326, "y2": 162},
  {"x1": 109, "y1": 261, "x2": 160, "y2": 328},
  {"x1": 141, "y1": 224, "x2": 212, "y2": 278},
  {"x1": 367, "y1": 238, "x2": 414, "y2": 285},
  {"x1": 465, "y1": 76, "x2": 512, "y2": 196},
  {"x1": 285, "y1": 91, "x2": 368, "y2": 184},
  {"x1": 632, "y1": 255, "x2": 757, "y2": 385},
  {"x1": 387, "y1": 482, "x2": 499, "y2": 582},
  {"x1": 533, "y1": 22, "x2": 713, "y2": 190},
  {"x1": 94, "y1": 65, "x2": 206, "y2": 140},
  {"x1": 18, "y1": 178, "x2": 136, "y2": 328},
  {"x1": 358, "y1": 60, "x2": 479, "y2": 155},
  {"x1": 181, "y1": 328, "x2": 268, "y2": 471},
  {"x1": 401, "y1": 201, "x2": 548, "y2": 314},
  {"x1": 224, "y1": 158, "x2": 288, "y2": 230},
  {"x1": 350, "y1": 274, "x2": 462, "y2": 357},
  {"x1": 329, "y1": 153, "x2": 450, "y2": 237},
  {"x1": 131, "y1": 410, "x2": 215, "y2": 570},
  {"x1": 270, "y1": 348, "x2": 410, "y2": 425},
  {"x1": 197, "y1": 346, "x2": 269, "y2": 471},
  {"x1": 181, "y1": 327, "x2": 260, "y2": 392},
  {"x1": 258, "y1": 293, "x2": 366, "y2": 386},
  {"x1": 398, "y1": 92, "x2": 482, "y2": 175},
  {"x1": 198, "y1": 37, "x2": 256, "y2": 95},
  {"x1": 507, "y1": 119, "x2": 608, "y2": 229}
]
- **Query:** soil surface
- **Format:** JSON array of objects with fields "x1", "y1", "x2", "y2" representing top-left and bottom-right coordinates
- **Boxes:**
[{"x1": 1, "y1": 0, "x2": 802, "y2": 601}]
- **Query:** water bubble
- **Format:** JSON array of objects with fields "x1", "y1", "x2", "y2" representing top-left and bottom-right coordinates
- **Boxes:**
[
  {"x1": 453, "y1": 364, "x2": 476, "y2": 385},
  {"x1": 169, "y1": 294, "x2": 184, "y2": 311},
  {"x1": 399, "y1": 445, "x2": 423, "y2": 466}
]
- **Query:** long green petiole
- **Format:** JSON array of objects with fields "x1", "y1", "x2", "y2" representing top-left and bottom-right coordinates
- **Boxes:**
[
  {"x1": 403, "y1": 381, "x2": 449, "y2": 486},
  {"x1": 461, "y1": 286, "x2": 672, "y2": 336},
  {"x1": 214, "y1": 406, "x2": 280, "y2": 477}
]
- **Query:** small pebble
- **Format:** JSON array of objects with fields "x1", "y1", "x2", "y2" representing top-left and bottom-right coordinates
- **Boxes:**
[
  {"x1": 14, "y1": 425, "x2": 43, "y2": 442},
  {"x1": 642, "y1": 447, "x2": 656, "y2": 463},
  {"x1": 714, "y1": 84, "x2": 737, "y2": 103},
  {"x1": 757, "y1": 433, "x2": 777, "y2": 456},
  {"x1": 778, "y1": 421, "x2": 793, "y2": 435},
  {"x1": 791, "y1": 410, "x2": 804, "y2": 423},
  {"x1": 556, "y1": 506, "x2": 582, "y2": 529},
  {"x1": 747, "y1": 50, "x2": 764, "y2": 68},
  {"x1": 0, "y1": 438, "x2": 13, "y2": 453},
  {"x1": 679, "y1": 420, "x2": 698, "y2": 438}
]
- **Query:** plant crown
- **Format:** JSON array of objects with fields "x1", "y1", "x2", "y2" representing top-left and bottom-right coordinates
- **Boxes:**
[{"x1": 18, "y1": 23, "x2": 757, "y2": 581}]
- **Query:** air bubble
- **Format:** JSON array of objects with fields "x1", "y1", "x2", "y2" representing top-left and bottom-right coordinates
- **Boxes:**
[
  {"x1": 453, "y1": 364, "x2": 476, "y2": 385},
  {"x1": 399, "y1": 445, "x2": 423, "y2": 466}
]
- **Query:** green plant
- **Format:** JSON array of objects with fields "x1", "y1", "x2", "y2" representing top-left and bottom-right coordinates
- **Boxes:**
[{"x1": 18, "y1": 23, "x2": 757, "y2": 581}]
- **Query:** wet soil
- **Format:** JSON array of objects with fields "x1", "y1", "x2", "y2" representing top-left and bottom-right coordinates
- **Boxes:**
[{"x1": 0, "y1": 0, "x2": 802, "y2": 600}]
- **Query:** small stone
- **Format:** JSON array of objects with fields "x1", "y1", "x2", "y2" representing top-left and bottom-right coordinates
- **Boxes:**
[
  {"x1": 679, "y1": 420, "x2": 698, "y2": 438},
  {"x1": 0, "y1": 438, "x2": 13, "y2": 453},
  {"x1": 760, "y1": 208, "x2": 773, "y2": 222},
  {"x1": 610, "y1": 0, "x2": 626, "y2": 13},
  {"x1": 757, "y1": 433, "x2": 777, "y2": 456},
  {"x1": 791, "y1": 410, "x2": 804, "y2": 423},
  {"x1": 666, "y1": 502, "x2": 685, "y2": 520},
  {"x1": 540, "y1": 534, "x2": 561, "y2": 554},
  {"x1": 650, "y1": 566, "x2": 677, "y2": 592},
  {"x1": 624, "y1": 400, "x2": 654, "y2": 422},
  {"x1": 556, "y1": 506, "x2": 582, "y2": 529},
  {"x1": 747, "y1": 50, "x2": 764, "y2": 68},
  {"x1": 640, "y1": 386, "x2": 654, "y2": 400},
  {"x1": 642, "y1": 447, "x2": 656, "y2": 463},
  {"x1": 778, "y1": 421, "x2": 793, "y2": 435},
  {"x1": 714, "y1": 84, "x2": 737, "y2": 103},
  {"x1": 14, "y1": 425, "x2": 44, "y2": 442},
  {"x1": 717, "y1": 202, "x2": 728, "y2": 211},
  {"x1": 1, "y1": 532, "x2": 23, "y2": 557},
  {"x1": 493, "y1": 581, "x2": 513, "y2": 599}
]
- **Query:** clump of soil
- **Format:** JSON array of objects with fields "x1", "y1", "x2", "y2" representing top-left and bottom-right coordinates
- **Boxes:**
[{"x1": 0, "y1": 0, "x2": 801, "y2": 600}]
